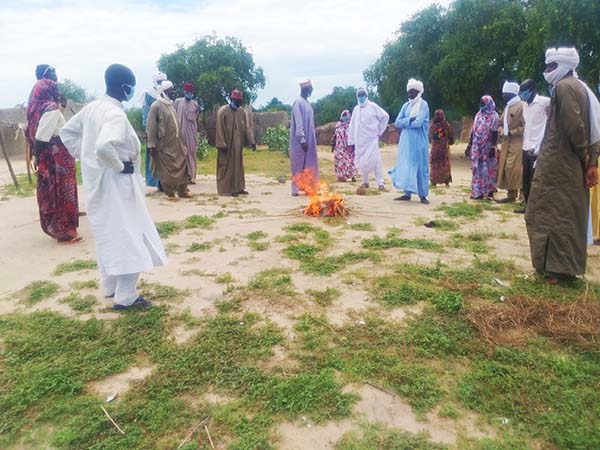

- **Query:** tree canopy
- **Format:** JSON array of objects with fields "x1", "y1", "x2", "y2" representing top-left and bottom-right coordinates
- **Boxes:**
[
  {"x1": 366, "y1": 0, "x2": 600, "y2": 118},
  {"x1": 158, "y1": 34, "x2": 266, "y2": 112},
  {"x1": 58, "y1": 79, "x2": 95, "y2": 104},
  {"x1": 257, "y1": 97, "x2": 292, "y2": 114}
]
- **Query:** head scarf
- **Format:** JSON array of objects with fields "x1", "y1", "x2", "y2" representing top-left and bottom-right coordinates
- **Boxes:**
[
  {"x1": 356, "y1": 87, "x2": 369, "y2": 108},
  {"x1": 430, "y1": 109, "x2": 450, "y2": 142},
  {"x1": 472, "y1": 95, "x2": 497, "y2": 147},
  {"x1": 336, "y1": 109, "x2": 350, "y2": 129},
  {"x1": 406, "y1": 78, "x2": 424, "y2": 118},
  {"x1": 156, "y1": 80, "x2": 174, "y2": 103},
  {"x1": 153, "y1": 71, "x2": 167, "y2": 87},
  {"x1": 544, "y1": 47, "x2": 579, "y2": 86},
  {"x1": 143, "y1": 72, "x2": 168, "y2": 102},
  {"x1": 433, "y1": 109, "x2": 446, "y2": 123},
  {"x1": 35, "y1": 64, "x2": 53, "y2": 80},
  {"x1": 25, "y1": 78, "x2": 59, "y2": 147},
  {"x1": 502, "y1": 81, "x2": 521, "y2": 136}
]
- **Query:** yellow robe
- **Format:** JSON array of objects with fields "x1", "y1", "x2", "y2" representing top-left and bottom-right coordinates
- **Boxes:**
[
  {"x1": 592, "y1": 185, "x2": 600, "y2": 241},
  {"x1": 497, "y1": 101, "x2": 525, "y2": 191}
]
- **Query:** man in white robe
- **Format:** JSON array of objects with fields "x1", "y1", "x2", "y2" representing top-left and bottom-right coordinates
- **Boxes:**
[
  {"x1": 348, "y1": 87, "x2": 389, "y2": 191},
  {"x1": 60, "y1": 64, "x2": 167, "y2": 310}
]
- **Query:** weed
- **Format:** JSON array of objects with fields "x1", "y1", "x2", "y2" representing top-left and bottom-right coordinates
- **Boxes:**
[
  {"x1": 53, "y1": 259, "x2": 97, "y2": 276},
  {"x1": 70, "y1": 280, "x2": 98, "y2": 290},
  {"x1": 306, "y1": 287, "x2": 341, "y2": 306},
  {"x1": 19, "y1": 280, "x2": 60, "y2": 305},
  {"x1": 215, "y1": 273, "x2": 236, "y2": 284},
  {"x1": 284, "y1": 243, "x2": 320, "y2": 260},
  {"x1": 249, "y1": 241, "x2": 270, "y2": 251},
  {"x1": 431, "y1": 290, "x2": 463, "y2": 314},
  {"x1": 436, "y1": 201, "x2": 484, "y2": 218},
  {"x1": 449, "y1": 232, "x2": 491, "y2": 254},
  {"x1": 183, "y1": 215, "x2": 214, "y2": 230},
  {"x1": 138, "y1": 281, "x2": 190, "y2": 303},
  {"x1": 59, "y1": 292, "x2": 97, "y2": 313},
  {"x1": 247, "y1": 268, "x2": 296, "y2": 299},
  {"x1": 246, "y1": 231, "x2": 268, "y2": 241},
  {"x1": 348, "y1": 222, "x2": 375, "y2": 231},
  {"x1": 155, "y1": 221, "x2": 181, "y2": 238},
  {"x1": 414, "y1": 217, "x2": 458, "y2": 231},
  {"x1": 370, "y1": 276, "x2": 434, "y2": 307},
  {"x1": 336, "y1": 423, "x2": 447, "y2": 450},
  {"x1": 186, "y1": 242, "x2": 212, "y2": 252},
  {"x1": 362, "y1": 231, "x2": 443, "y2": 251}
]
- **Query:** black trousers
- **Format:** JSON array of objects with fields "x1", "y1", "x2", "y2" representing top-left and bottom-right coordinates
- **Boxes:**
[{"x1": 522, "y1": 149, "x2": 536, "y2": 203}]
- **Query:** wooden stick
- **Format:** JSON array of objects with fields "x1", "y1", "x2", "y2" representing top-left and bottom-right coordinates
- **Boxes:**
[
  {"x1": 100, "y1": 405, "x2": 125, "y2": 435},
  {"x1": 0, "y1": 129, "x2": 19, "y2": 188},
  {"x1": 25, "y1": 142, "x2": 32, "y2": 184},
  {"x1": 204, "y1": 425, "x2": 216, "y2": 450},
  {"x1": 365, "y1": 381, "x2": 396, "y2": 397},
  {"x1": 176, "y1": 416, "x2": 210, "y2": 450}
]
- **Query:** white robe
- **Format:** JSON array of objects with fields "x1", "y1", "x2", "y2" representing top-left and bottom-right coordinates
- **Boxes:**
[
  {"x1": 60, "y1": 95, "x2": 166, "y2": 276},
  {"x1": 348, "y1": 101, "x2": 389, "y2": 174}
]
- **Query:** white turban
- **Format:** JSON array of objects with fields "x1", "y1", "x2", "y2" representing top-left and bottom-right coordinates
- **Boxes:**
[
  {"x1": 153, "y1": 71, "x2": 167, "y2": 84},
  {"x1": 502, "y1": 81, "x2": 520, "y2": 95},
  {"x1": 406, "y1": 78, "x2": 424, "y2": 93},
  {"x1": 158, "y1": 80, "x2": 172, "y2": 94},
  {"x1": 545, "y1": 47, "x2": 580, "y2": 70}
]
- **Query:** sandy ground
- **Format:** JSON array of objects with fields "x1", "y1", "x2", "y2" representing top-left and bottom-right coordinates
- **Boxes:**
[{"x1": 1, "y1": 145, "x2": 599, "y2": 448}]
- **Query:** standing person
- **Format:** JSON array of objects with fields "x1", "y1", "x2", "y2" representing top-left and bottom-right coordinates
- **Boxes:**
[
  {"x1": 525, "y1": 47, "x2": 600, "y2": 283},
  {"x1": 331, "y1": 110, "x2": 355, "y2": 182},
  {"x1": 348, "y1": 88, "x2": 389, "y2": 191},
  {"x1": 215, "y1": 89, "x2": 256, "y2": 197},
  {"x1": 514, "y1": 79, "x2": 550, "y2": 214},
  {"x1": 174, "y1": 82, "x2": 200, "y2": 184},
  {"x1": 142, "y1": 72, "x2": 167, "y2": 188},
  {"x1": 290, "y1": 80, "x2": 319, "y2": 196},
  {"x1": 60, "y1": 64, "x2": 167, "y2": 310},
  {"x1": 389, "y1": 79, "x2": 430, "y2": 203},
  {"x1": 466, "y1": 95, "x2": 500, "y2": 200},
  {"x1": 429, "y1": 109, "x2": 454, "y2": 187},
  {"x1": 26, "y1": 64, "x2": 81, "y2": 244},
  {"x1": 146, "y1": 81, "x2": 191, "y2": 201},
  {"x1": 496, "y1": 81, "x2": 525, "y2": 203}
]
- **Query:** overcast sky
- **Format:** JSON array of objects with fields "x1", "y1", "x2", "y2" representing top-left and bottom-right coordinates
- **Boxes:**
[{"x1": 0, "y1": 0, "x2": 451, "y2": 109}]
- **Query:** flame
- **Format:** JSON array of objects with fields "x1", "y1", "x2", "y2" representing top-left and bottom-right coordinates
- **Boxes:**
[{"x1": 292, "y1": 168, "x2": 348, "y2": 217}]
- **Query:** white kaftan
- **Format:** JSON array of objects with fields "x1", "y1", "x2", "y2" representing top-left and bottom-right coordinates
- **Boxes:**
[
  {"x1": 60, "y1": 96, "x2": 166, "y2": 279},
  {"x1": 348, "y1": 100, "x2": 389, "y2": 185}
]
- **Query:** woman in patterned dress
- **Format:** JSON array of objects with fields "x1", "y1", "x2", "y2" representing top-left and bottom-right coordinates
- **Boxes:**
[{"x1": 331, "y1": 110, "x2": 356, "y2": 181}]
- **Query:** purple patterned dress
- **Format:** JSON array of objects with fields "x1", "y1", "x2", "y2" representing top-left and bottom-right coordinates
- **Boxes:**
[{"x1": 469, "y1": 96, "x2": 500, "y2": 198}]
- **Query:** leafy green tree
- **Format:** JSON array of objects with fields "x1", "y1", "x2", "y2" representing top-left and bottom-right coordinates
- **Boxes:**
[
  {"x1": 58, "y1": 79, "x2": 95, "y2": 104},
  {"x1": 312, "y1": 86, "x2": 381, "y2": 126},
  {"x1": 158, "y1": 34, "x2": 265, "y2": 112},
  {"x1": 258, "y1": 97, "x2": 292, "y2": 114}
]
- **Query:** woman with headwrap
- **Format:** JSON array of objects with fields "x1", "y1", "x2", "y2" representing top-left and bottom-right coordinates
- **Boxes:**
[
  {"x1": 466, "y1": 95, "x2": 500, "y2": 200},
  {"x1": 429, "y1": 109, "x2": 454, "y2": 187},
  {"x1": 331, "y1": 109, "x2": 355, "y2": 182},
  {"x1": 26, "y1": 64, "x2": 81, "y2": 244},
  {"x1": 525, "y1": 47, "x2": 600, "y2": 282}
]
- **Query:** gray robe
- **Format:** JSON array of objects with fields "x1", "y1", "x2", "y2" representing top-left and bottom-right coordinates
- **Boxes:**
[{"x1": 525, "y1": 76, "x2": 600, "y2": 275}]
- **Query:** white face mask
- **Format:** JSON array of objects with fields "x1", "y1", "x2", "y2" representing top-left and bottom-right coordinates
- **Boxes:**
[{"x1": 543, "y1": 65, "x2": 571, "y2": 86}]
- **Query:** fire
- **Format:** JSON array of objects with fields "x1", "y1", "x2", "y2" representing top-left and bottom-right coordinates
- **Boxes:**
[{"x1": 292, "y1": 168, "x2": 348, "y2": 217}]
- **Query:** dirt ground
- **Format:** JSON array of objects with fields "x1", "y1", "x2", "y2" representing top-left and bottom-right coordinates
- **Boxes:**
[{"x1": 1, "y1": 144, "x2": 599, "y2": 449}]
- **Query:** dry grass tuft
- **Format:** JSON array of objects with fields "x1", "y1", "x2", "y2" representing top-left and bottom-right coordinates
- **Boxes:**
[{"x1": 466, "y1": 293, "x2": 600, "y2": 348}]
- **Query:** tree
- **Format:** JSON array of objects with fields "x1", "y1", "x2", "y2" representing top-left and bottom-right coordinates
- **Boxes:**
[
  {"x1": 257, "y1": 97, "x2": 292, "y2": 114},
  {"x1": 312, "y1": 86, "x2": 381, "y2": 126},
  {"x1": 58, "y1": 79, "x2": 94, "y2": 104},
  {"x1": 366, "y1": 0, "x2": 600, "y2": 118},
  {"x1": 158, "y1": 34, "x2": 266, "y2": 112}
]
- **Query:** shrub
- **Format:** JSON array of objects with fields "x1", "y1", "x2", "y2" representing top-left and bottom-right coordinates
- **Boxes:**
[{"x1": 263, "y1": 125, "x2": 290, "y2": 156}]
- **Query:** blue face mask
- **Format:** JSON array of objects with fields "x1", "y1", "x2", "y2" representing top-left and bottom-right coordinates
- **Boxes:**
[
  {"x1": 519, "y1": 89, "x2": 532, "y2": 102},
  {"x1": 122, "y1": 84, "x2": 135, "y2": 102},
  {"x1": 597, "y1": 84, "x2": 600, "y2": 95},
  {"x1": 341, "y1": 116, "x2": 348, "y2": 122},
  {"x1": 357, "y1": 96, "x2": 367, "y2": 104},
  {"x1": 184, "y1": 93, "x2": 193, "y2": 100},
  {"x1": 479, "y1": 105, "x2": 486, "y2": 112}
]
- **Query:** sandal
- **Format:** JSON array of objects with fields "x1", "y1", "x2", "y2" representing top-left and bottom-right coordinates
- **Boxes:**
[
  {"x1": 112, "y1": 297, "x2": 152, "y2": 311},
  {"x1": 58, "y1": 235, "x2": 84, "y2": 245}
]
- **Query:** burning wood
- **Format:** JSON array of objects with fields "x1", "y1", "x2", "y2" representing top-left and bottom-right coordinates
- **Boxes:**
[{"x1": 292, "y1": 168, "x2": 348, "y2": 217}]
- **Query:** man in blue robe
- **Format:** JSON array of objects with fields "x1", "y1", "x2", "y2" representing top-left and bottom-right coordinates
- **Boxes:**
[
  {"x1": 289, "y1": 79, "x2": 319, "y2": 196},
  {"x1": 389, "y1": 79, "x2": 430, "y2": 204}
]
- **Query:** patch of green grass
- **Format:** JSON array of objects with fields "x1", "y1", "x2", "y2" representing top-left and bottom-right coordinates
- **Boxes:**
[
  {"x1": 2, "y1": 174, "x2": 36, "y2": 197},
  {"x1": 436, "y1": 201, "x2": 484, "y2": 219},
  {"x1": 246, "y1": 231, "x2": 268, "y2": 241},
  {"x1": 459, "y1": 346, "x2": 600, "y2": 449},
  {"x1": 185, "y1": 241, "x2": 212, "y2": 252},
  {"x1": 155, "y1": 221, "x2": 181, "y2": 238},
  {"x1": 370, "y1": 276, "x2": 434, "y2": 307},
  {"x1": 69, "y1": 279, "x2": 98, "y2": 290},
  {"x1": 348, "y1": 222, "x2": 375, "y2": 231},
  {"x1": 249, "y1": 241, "x2": 270, "y2": 251},
  {"x1": 59, "y1": 292, "x2": 97, "y2": 313},
  {"x1": 53, "y1": 259, "x2": 97, "y2": 276},
  {"x1": 389, "y1": 363, "x2": 444, "y2": 413},
  {"x1": 215, "y1": 272, "x2": 235, "y2": 284},
  {"x1": 284, "y1": 222, "x2": 317, "y2": 234},
  {"x1": 449, "y1": 232, "x2": 491, "y2": 254},
  {"x1": 414, "y1": 217, "x2": 458, "y2": 231},
  {"x1": 299, "y1": 251, "x2": 379, "y2": 276},
  {"x1": 247, "y1": 268, "x2": 296, "y2": 299},
  {"x1": 138, "y1": 281, "x2": 190, "y2": 303},
  {"x1": 212, "y1": 210, "x2": 227, "y2": 219},
  {"x1": 306, "y1": 287, "x2": 341, "y2": 306},
  {"x1": 284, "y1": 243, "x2": 320, "y2": 260},
  {"x1": 183, "y1": 214, "x2": 214, "y2": 230},
  {"x1": 431, "y1": 290, "x2": 463, "y2": 314},
  {"x1": 19, "y1": 280, "x2": 60, "y2": 305},
  {"x1": 362, "y1": 230, "x2": 443, "y2": 251},
  {"x1": 336, "y1": 423, "x2": 448, "y2": 450}
]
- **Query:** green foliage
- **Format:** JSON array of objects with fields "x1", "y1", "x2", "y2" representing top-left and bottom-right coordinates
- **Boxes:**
[
  {"x1": 336, "y1": 423, "x2": 448, "y2": 450},
  {"x1": 246, "y1": 231, "x2": 268, "y2": 241},
  {"x1": 70, "y1": 279, "x2": 98, "y2": 290},
  {"x1": 449, "y1": 232, "x2": 491, "y2": 253},
  {"x1": 431, "y1": 290, "x2": 463, "y2": 314},
  {"x1": 262, "y1": 125, "x2": 290, "y2": 156},
  {"x1": 59, "y1": 292, "x2": 97, "y2": 313},
  {"x1": 247, "y1": 268, "x2": 296, "y2": 299},
  {"x1": 312, "y1": 86, "x2": 380, "y2": 126},
  {"x1": 306, "y1": 287, "x2": 342, "y2": 307},
  {"x1": 361, "y1": 229, "x2": 443, "y2": 251},
  {"x1": 158, "y1": 33, "x2": 265, "y2": 111},
  {"x1": 19, "y1": 280, "x2": 60, "y2": 305},
  {"x1": 348, "y1": 222, "x2": 375, "y2": 231},
  {"x1": 257, "y1": 97, "x2": 292, "y2": 114},
  {"x1": 183, "y1": 214, "x2": 215, "y2": 230},
  {"x1": 155, "y1": 221, "x2": 181, "y2": 238},
  {"x1": 185, "y1": 241, "x2": 212, "y2": 252},
  {"x1": 57, "y1": 79, "x2": 94, "y2": 104},
  {"x1": 53, "y1": 259, "x2": 97, "y2": 276},
  {"x1": 367, "y1": 0, "x2": 600, "y2": 117},
  {"x1": 196, "y1": 131, "x2": 211, "y2": 161},
  {"x1": 138, "y1": 282, "x2": 189, "y2": 303},
  {"x1": 436, "y1": 201, "x2": 484, "y2": 218},
  {"x1": 126, "y1": 107, "x2": 143, "y2": 133},
  {"x1": 370, "y1": 276, "x2": 434, "y2": 307},
  {"x1": 215, "y1": 273, "x2": 235, "y2": 284}
]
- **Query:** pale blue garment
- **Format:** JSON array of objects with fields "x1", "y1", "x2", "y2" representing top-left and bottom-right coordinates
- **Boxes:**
[{"x1": 389, "y1": 99, "x2": 430, "y2": 197}]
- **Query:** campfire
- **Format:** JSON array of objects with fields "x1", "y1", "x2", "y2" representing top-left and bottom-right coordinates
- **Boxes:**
[{"x1": 292, "y1": 168, "x2": 348, "y2": 217}]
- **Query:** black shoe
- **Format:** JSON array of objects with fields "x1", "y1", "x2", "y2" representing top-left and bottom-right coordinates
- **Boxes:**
[
  {"x1": 420, "y1": 197, "x2": 430, "y2": 205},
  {"x1": 292, "y1": 193, "x2": 299, "y2": 197},
  {"x1": 394, "y1": 195, "x2": 411, "y2": 201},
  {"x1": 470, "y1": 195, "x2": 484, "y2": 200},
  {"x1": 239, "y1": 189, "x2": 249, "y2": 195},
  {"x1": 112, "y1": 297, "x2": 152, "y2": 311}
]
